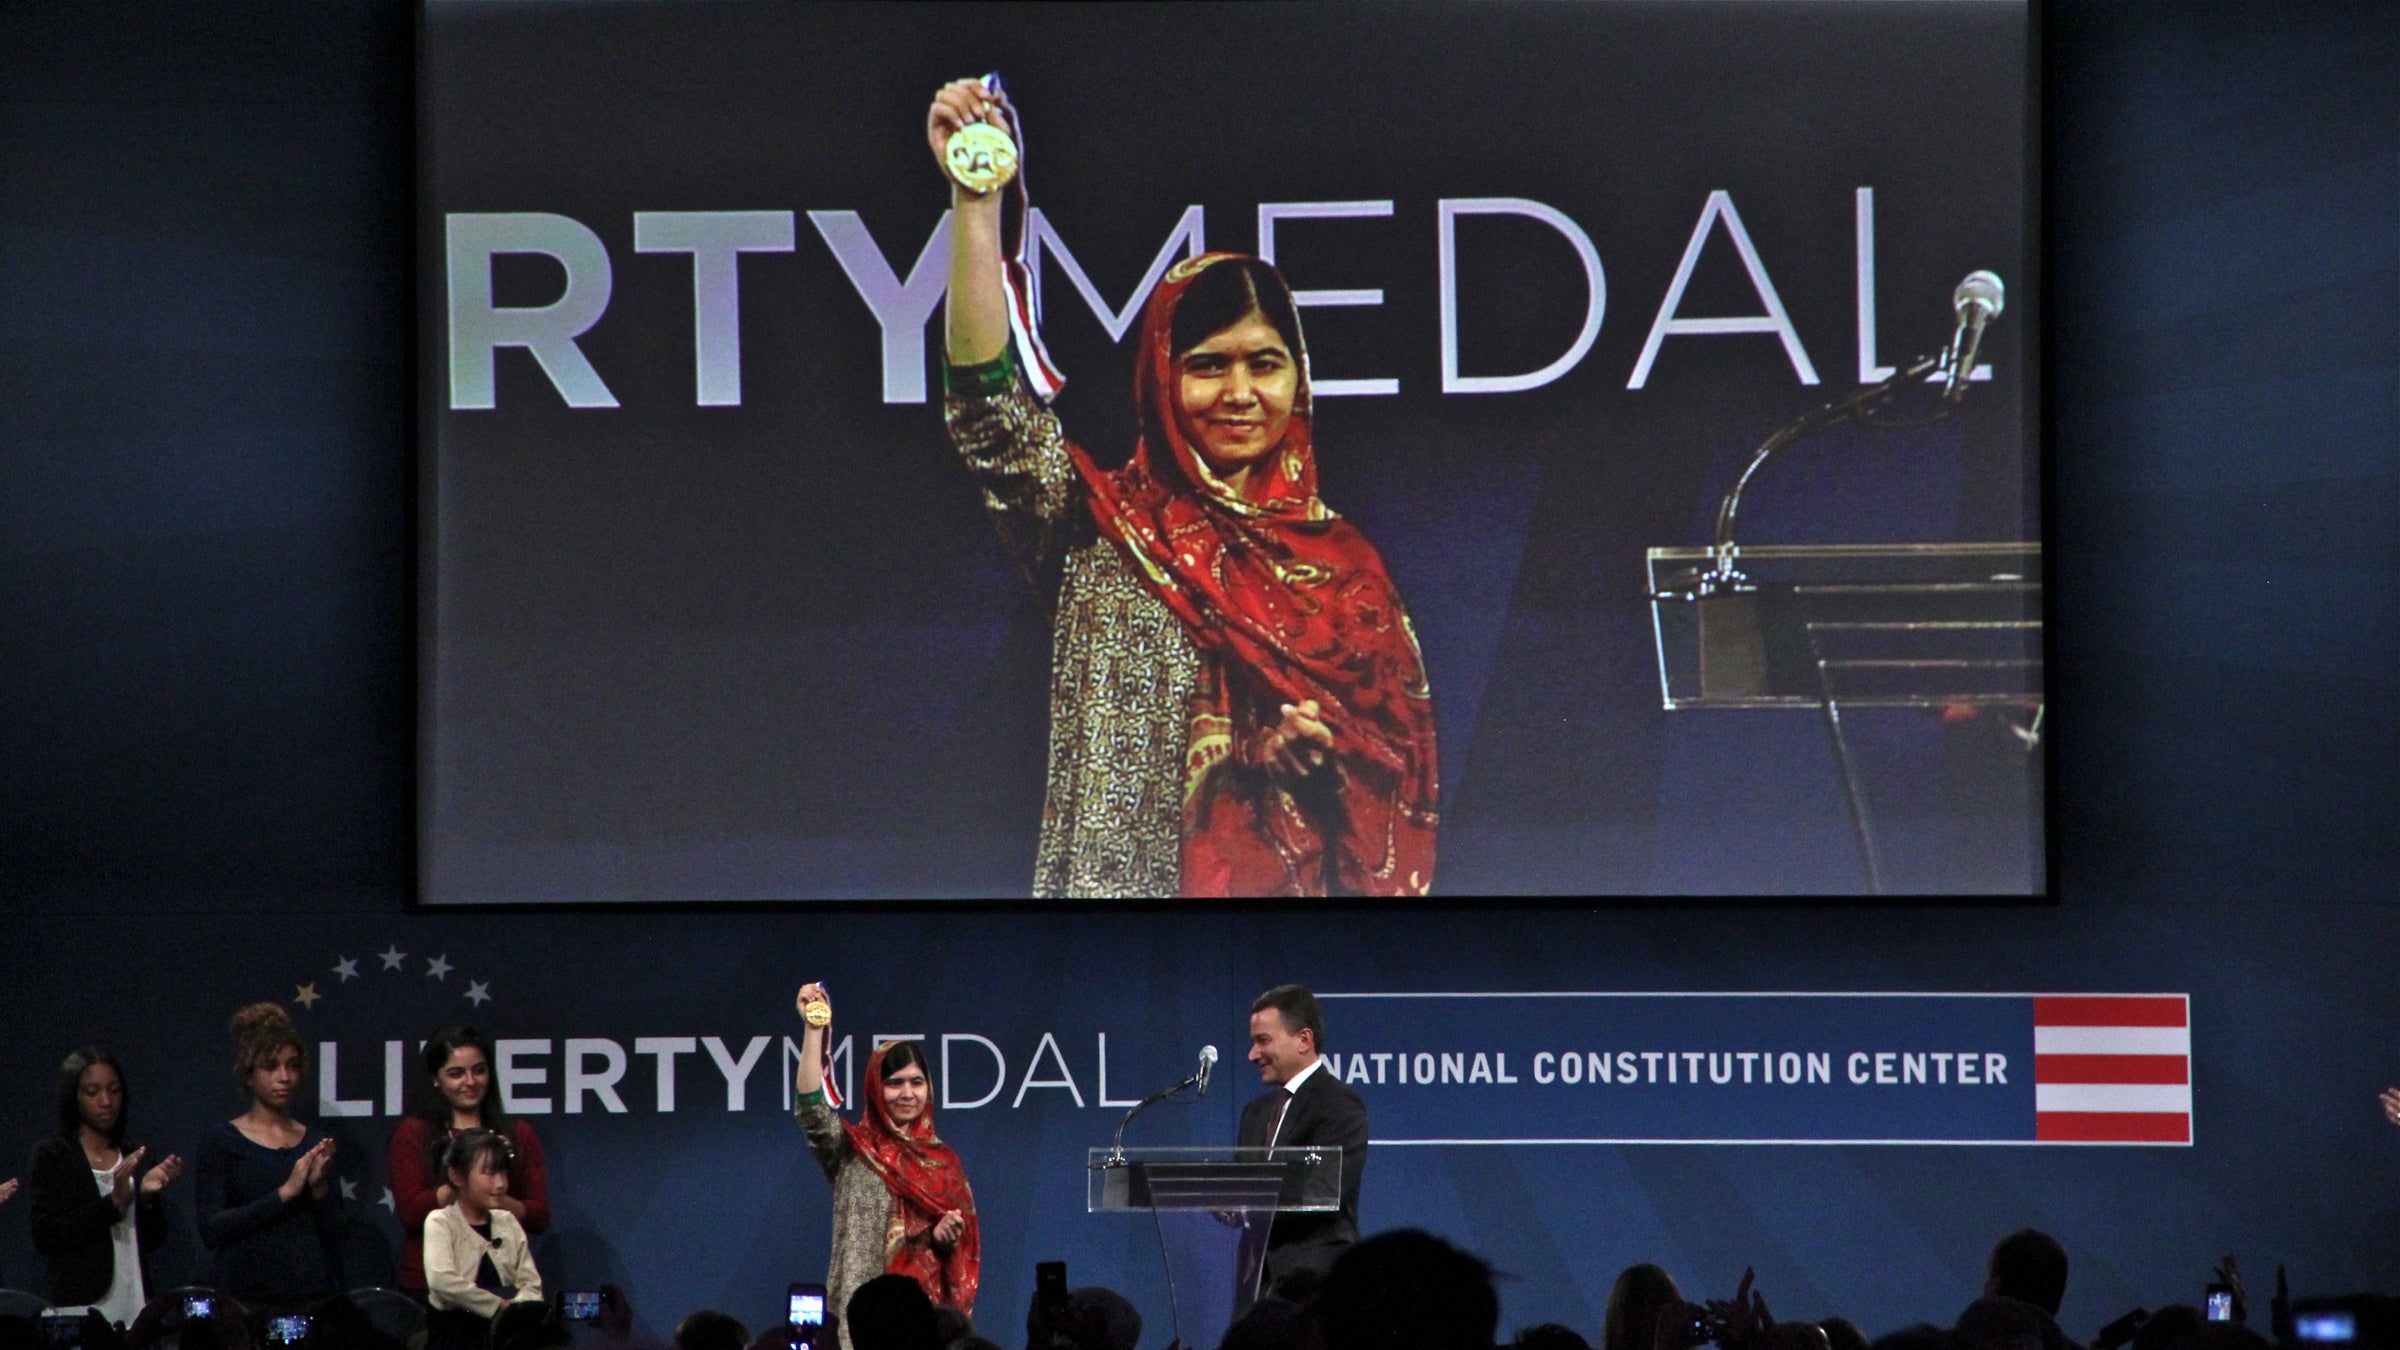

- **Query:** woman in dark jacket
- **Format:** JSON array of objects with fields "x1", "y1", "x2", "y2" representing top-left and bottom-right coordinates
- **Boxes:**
[
  {"x1": 192, "y1": 1001, "x2": 346, "y2": 1304},
  {"x1": 26, "y1": 1048, "x2": 184, "y2": 1326}
]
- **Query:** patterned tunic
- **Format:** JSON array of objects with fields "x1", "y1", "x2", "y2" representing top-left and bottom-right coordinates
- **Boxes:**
[
  {"x1": 795, "y1": 1091, "x2": 899, "y2": 1350},
  {"x1": 946, "y1": 374, "x2": 1200, "y2": 898}
]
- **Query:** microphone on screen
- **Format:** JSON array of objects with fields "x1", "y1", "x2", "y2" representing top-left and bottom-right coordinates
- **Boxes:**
[
  {"x1": 1197, "y1": 1045, "x2": 1218, "y2": 1096},
  {"x1": 1942, "y1": 270, "x2": 2004, "y2": 402}
]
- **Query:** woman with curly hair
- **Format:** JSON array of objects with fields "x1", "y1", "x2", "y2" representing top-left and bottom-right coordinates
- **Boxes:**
[{"x1": 191, "y1": 1002, "x2": 347, "y2": 1303}]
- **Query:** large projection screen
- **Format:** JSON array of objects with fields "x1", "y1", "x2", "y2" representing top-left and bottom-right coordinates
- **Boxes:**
[{"x1": 420, "y1": 0, "x2": 2040, "y2": 902}]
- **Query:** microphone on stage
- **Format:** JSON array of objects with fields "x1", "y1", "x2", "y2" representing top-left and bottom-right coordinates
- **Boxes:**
[
  {"x1": 1105, "y1": 1044, "x2": 1221, "y2": 1164},
  {"x1": 1942, "y1": 270, "x2": 2004, "y2": 402}
]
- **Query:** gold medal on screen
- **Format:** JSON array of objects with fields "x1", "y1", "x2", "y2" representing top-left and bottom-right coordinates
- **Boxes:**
[
  {"x1": 945, "y1": 121, "x2": 1018, "y2": 195},
  {"x1": 803, "y1": 999, "x2": 832, "y2": 1028}
]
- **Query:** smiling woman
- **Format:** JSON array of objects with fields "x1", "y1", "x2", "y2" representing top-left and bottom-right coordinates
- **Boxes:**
[
  {"x1": 790, "y1": 984, "x2": 978, "y2": 1348},
  {"x1": 389, "y1": 1025, "x2": 553, "y2": 1295},
  {"x1": 930, "y1": 78, "x2": 1439, "y2": 898}
]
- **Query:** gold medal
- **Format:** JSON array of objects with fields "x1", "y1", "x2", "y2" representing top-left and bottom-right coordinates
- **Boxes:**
[
  {"x1": 803, "y1": 1000, "x2": 832, "y2": 1028},
  {"x1": 945, "y1": 121, "x2": 1018, "y2": 196}
]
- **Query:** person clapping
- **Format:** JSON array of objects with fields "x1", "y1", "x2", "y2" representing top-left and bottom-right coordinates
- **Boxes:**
[
  {"x1": 25, "y1": 1048, "x2": 183, "y2": 1327},
  {"x1": 192, "y1": 1002, "x2": 347, "y2": 1305}
]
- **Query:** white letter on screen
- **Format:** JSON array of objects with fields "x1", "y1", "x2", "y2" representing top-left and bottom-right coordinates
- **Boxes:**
[
  {"x1": 1011, "y1": 1032, "x2": 1086, "y2": 1108},
  {"x1": 704, "y1": 1034, "x2": 771, "y2": 1111},
  {"x1": 808, "y1": 210, "x2": 951, "y2": 404},
  {"x1": 1438, "y1": 198, "x2": 1606, "y2": 395},
  {"x1": 633, "y1": 211, "x2": 796, "y2": 407},
  {"x1": 1258, "y1": 201, "x2": 1397, "y2": 395},
  {"x1": 941, "y1": 1034, "x2": 1007, "y2": 1110},
  {"x1": 634, "y1": 1036, "x2": 698, "y2": 1112},
  {"x1": 383, "y1": 1040, "x2": 405, "y2": 1116},
  {"x1": 496, "y1": 1039, "x2": 553, "y2": 1114},
  {"x1": 317, "y1": 1043, "x2": 373, "y2": 1118},
  {"x1": 1855, "y1": 187, "x2": 1991, "y2": 388},
  {"x1": 1855, "y1": 187, "x2": 1896, "y2": 383},
  {"x1": 1630, "y1": 190, "x2": 1819, "y2": 390},
  {"x1": 563, "y1": 1038, "x2": 629, "y2": 1115},
  {"x1": 1094, "y1": 1032, "x2": 1143, "y2": 1108},
  {"x1": 1028, "y1": 206, "x2": 1205, "y2": 342},
  {"x1": 446, "y1": 212, "x2": 619, "y2": 410}
]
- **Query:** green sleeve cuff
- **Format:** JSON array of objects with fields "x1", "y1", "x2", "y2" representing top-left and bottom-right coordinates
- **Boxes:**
[
  {"x1": 945, "y1": 345, "x2": 1019, "y2": 398},
  {"x1": 797, "y1": 1087, "x2": 829, "y2": 1108}
]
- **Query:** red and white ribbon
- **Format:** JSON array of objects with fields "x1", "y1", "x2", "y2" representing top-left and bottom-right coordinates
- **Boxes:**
[{"x1": 984, "y1": 72, "x2": 1067, "y2": 403}]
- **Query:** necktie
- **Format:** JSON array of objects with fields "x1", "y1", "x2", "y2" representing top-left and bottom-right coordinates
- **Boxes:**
[{"x1": 1265, "y1": 1086, "x2": 1294, "y2": 1150}]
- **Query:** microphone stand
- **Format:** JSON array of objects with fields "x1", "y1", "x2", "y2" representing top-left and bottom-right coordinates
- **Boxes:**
[
  {"x1": 1099, "y1": 1069, "x2": 1206, "y2": 1168},
  {"x1": 1655, "y1": 348, "x2": 1955, "y2": 603}
]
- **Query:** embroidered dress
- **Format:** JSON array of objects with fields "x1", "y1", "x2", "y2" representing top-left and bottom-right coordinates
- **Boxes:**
[
  {"x1": 946, "y1": 370, "x2": 1199, "y2": 898},
  {"x1": 944, "y1": 254, "x2": 1438, "y2": 898},
  {"x1": 795, "y1": 1090, "x2": 900, "y2": 1350},
  {"x1": 794, "y1": 1045, "x2": 977, "y2": 1346}
]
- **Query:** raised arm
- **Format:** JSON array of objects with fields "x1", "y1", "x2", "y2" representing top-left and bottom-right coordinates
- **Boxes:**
[
  {"x1": 928, "y1": 78, "x2": 1011, "y2": 367},
  {"x1": 794, "y1": 982, "x2": 830, "y2": 1098},
  {"x1": 929, "y1": 79, "x2": 1076, "y2": 580},
  {"x1": 791, "y1": 982, "x2": 851, "y2": 1184}
]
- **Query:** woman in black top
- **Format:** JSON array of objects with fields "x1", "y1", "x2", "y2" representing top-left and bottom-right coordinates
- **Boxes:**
[
  {"x1": 192, "y1": 1002, "x2": 347, "y2": 1303},
  {"x1": 26, "y1": 1048, "x2": 184, "y2": 1326}
]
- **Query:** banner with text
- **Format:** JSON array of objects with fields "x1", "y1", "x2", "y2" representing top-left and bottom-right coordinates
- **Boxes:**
[{"x1": 1320, "y1": 992, "x2": 2190, "y2": 1146}]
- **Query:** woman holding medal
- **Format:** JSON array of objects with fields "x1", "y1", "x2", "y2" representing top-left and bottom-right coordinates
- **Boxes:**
[
  {"x1": 928, "y1": 76, "x2": 1439, "y2": 899},
  {"x1": 790, "y1": 983, "x2": 976, "y2": 1348}
]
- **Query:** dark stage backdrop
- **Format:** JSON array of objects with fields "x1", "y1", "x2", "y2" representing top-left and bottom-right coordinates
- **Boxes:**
[
  {"x1": 4, "y1": 0, "x2": 2400, "y2": 1346},
  {"x1": 419, "y1": 0, "x2": 2039, "y2": 901}
]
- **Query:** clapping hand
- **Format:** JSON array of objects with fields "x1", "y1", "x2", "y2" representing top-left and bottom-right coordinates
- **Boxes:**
[
  {"x1": 1, "y1": 1176, "x2": 21, "y2": 1206},
  {"x1": 281, "y1": 1138, "x2": 336, "y2": 1200},
  {"x1": 306, "y1": 1137, "x2": 337, "y2": 1196},
  {"x1": 2380, "y1": 1087, "x2": 2400, "y2": 1126},
  {"x1": 109, "y1": 1147, "x2": 149, "y2": 1206},
  {"x1": 139, "y1": 1153, "x2": 186, "y2": 1195}
]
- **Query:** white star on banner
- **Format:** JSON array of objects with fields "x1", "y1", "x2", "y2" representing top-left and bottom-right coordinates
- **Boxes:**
[
  {"x1": 426, "y1": 954, "x2": 453, "y2": 981},
  {"x1": 464, "y1": 981, "x2": 492, "y2": 1007},
  {"x1": 341, "y1": 1179, "x2": 359, "y2": 1200},
  {"x1": 379, "y1": 945, "x2": 408, "y2": 971},
  {"x1": 333, "y1": 957, "x2": 360, "y2": 982},
  {"x1": 379, "y1": 1188, "x2": 396, "y2": 1212}
]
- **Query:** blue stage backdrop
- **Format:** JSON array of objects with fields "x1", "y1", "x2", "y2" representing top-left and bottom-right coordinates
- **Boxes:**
[
  {"x1": 4, "y1": 2, "x2": 2400, "y2": 1348},
  {"x1": 0, "y1": 909, "x2": 2396, "y2": 1343}
]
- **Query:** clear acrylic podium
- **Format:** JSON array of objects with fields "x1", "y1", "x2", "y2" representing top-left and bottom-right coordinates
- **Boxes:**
[
  {"x1": 1648, "y1": 542, "x2": 2043, "y2": 891},
  {"x1": 1088, "y1": 1147, "x2": 1344, "y2": 1350}
]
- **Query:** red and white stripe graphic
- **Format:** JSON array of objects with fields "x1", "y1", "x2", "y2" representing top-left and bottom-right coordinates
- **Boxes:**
[{"x1": 2033, "y1": 995, "x2": 2190, "y2": 1144}]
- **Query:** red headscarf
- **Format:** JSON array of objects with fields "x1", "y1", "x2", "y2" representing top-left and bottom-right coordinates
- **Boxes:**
[
  {"x1": 1066, "y1": 253, "x2": 1439, "y2": 897},
  {"x1": 840, "y1": 1043, "x2": 978, "y2": 1312}
]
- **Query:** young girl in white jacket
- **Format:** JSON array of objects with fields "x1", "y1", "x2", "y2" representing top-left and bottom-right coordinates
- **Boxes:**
[{"x1": 423, "y1": 1129, "x2": 544, "y2": 1321}]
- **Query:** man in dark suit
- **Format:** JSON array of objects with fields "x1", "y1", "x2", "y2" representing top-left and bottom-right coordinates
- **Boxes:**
[{"x1": 1237, "y1": 984, "x2": 1368, "y2": 1302}]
